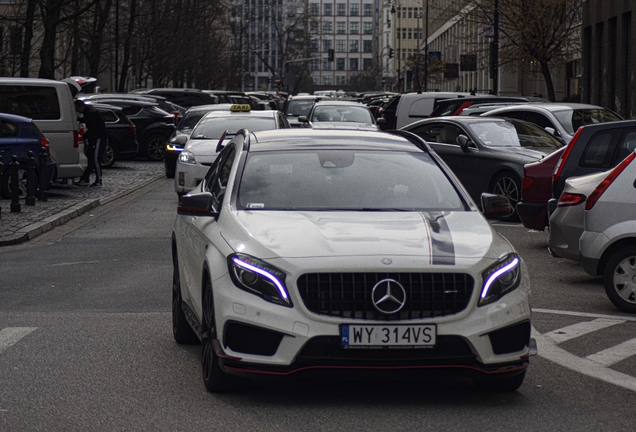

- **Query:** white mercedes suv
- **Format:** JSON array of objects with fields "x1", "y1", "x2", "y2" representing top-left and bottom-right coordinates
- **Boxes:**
[{"x1": 171, "y1": 129, "x2": 534, "y2": 393}]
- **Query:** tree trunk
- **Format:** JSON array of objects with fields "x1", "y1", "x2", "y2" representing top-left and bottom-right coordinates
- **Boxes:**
[
  {"x1": 540, "y1": 61, "x2": 556, "y2": 102},
  {"x1": 118, "y1": 0, "x2": 136, "y2": 92},
  {"x1": 20, "y1": 0, "x2": 37, "y2": 77},
  {"x1": 70, "y1": 0, "x2": 81, "y2": 75},
  {"x1": 88, "y1": 0, "x2": 113, "y2": 77},
  {"x1": 38, "y1": 0, "x2": 64, "y2": 79}
]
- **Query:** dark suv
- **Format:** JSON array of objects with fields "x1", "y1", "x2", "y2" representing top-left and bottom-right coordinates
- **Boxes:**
[
  {"x1": 87, "y1": 103, "x2": 139, "y2": 168},
  {"x1": 130, "y1": 88, "x2": 218, "y2": 109}
]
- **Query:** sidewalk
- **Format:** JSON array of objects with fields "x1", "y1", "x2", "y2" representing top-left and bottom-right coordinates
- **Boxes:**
[{"x1": 0, "y1": 161, "x2": 165, "y2": 246}]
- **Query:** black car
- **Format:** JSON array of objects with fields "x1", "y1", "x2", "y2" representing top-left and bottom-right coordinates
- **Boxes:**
[
  {"x1": 87, "y1": 103, "x2": 139, "y2": 169},
  {"x1": 83, "y1": 99, "x2": 176, "y2": 161},
  {"x1": 130, "y1": 88, "x2": 218, "y2": 109},
  {"x1": 377, "y1": 94, "x2": 401, "y2": 130},
  {"x1": 81, "y1": 93, "x2": 185, "y2": 126},
  {"x1": 402, "y1": 116, "x2": 564, "y2": 220}
]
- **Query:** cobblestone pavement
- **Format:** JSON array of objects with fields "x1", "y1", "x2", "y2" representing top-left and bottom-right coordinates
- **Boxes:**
[{"x1": 0, "y1": 161, "x2": 165, "y2": 246}]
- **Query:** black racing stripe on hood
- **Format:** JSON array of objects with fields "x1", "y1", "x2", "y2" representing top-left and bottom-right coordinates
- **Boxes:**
[{"x1": 424, "y1": 213, "x2": 455, "y2": 265}]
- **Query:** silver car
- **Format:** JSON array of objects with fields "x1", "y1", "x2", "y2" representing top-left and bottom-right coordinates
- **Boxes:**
[
  {"x1": 579, "y1": 150, "x2": 636, "y2": 313},
  {"x1": 548, "y1": 171, "x2": 609, "y2": 261}
]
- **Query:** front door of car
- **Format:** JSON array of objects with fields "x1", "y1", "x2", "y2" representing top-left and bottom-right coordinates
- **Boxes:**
[{"x1": 410, "y1": 122, "x2": 479, "y2": 196}]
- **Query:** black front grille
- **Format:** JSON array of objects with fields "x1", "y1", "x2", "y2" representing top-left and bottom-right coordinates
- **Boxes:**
[{"x1": 297, "y1": 272, "x2": 474, "y2": 320}]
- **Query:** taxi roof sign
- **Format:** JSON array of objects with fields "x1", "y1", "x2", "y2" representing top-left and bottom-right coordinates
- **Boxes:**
[{"x1": 230, "y1": 104, "x2": 251, "y2": 112}]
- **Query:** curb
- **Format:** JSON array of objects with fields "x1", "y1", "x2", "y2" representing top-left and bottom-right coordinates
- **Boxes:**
[{"x1": 0, "y1": 174, "x2": 164, "y2": 247}]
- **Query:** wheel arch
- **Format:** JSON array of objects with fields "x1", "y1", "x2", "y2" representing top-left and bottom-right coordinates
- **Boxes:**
[{"x1": 598, "y1": 237, "x2": 636, "y2": 275}]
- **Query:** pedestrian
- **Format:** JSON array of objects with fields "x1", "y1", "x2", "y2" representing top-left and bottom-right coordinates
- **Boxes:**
[{"x1": 74, "y1": 100, "x2": 107, "y2": 187}]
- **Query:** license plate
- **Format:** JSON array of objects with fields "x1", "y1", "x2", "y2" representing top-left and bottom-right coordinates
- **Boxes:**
[{"x1": 341, "y1": 324, "x2": 436, "y2": 347}]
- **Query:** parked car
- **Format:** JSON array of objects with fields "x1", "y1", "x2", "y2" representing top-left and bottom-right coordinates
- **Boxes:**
[
  {"x1": 394, "y1": 92, "x2": 484, "y2": 129},
  {"x1": 80, "y1": 98, "x2": 175, "y2": 161},
  {"x1": 81, "y1": 93, "x2": 185, "y2": 125},
  {"x1": 429, "y1": 97, "x2": 530, "y2": 117},
  {"x1": 376, "y1": 94, "x2": 401, "y2": 130},
  {"x1": 299, "y1": 100, "x2": 382, "y2": 131},
  {"x1": 579, "y1": 150, "x2": 636, "y2": 313},
  {"x1": 0, "y1": 78, "x2": 86, "y2": 181},
  {"x1": 172, "y1": 128, "x2": 533, "y2": 393},
  {"x1": 402, "y1": 116, "x2": 564, "y2": 221},
  {"x1": 0, "y1": 113, "x2": 56, "y2": 199},
  {"x1": 130, "y1": 88, "x2": 218, "y2": 109},
  {"x1": 174, "y1": 105, "x2": 289, "y2": 195},
  {"x1": 86, "y1": 103, "x2": 139, "y2": 169},
  {"x1": 282, "y1": 95, "x2": 327, "y2": 128},
  {"x1": 548, "y1": 170, "x2": 609, "y2": 261},
  {"x1": 164, "y1": 104, "x2": 233, "y2": 178},
  {"x1": 482, "y1": 103, "x2": 622, "y2": 144}
]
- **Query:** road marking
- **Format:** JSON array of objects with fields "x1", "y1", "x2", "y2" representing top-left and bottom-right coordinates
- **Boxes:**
[
  {"x1": 543, "y1": 318, "x2": 625, "y2": 344},
  {"x1": 50, "y1": 260, "x2": 100, "y2": 267},
  {"x1": 533, "y1": 327, "x2": 636, "y2": 393},
  {"x1": 0, "y1": 327, "x2": 37, "y2": 355},
  {"x1": 533, "y1": 308, "x2": 636, "y2": 323},
  {"x1": 586, "y1": 338, "x2": 636, "y2": 367}
]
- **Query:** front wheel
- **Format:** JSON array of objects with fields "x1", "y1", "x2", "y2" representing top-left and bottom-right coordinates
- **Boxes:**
[
  {"x1": 144, "y1": 134, "x2": 167, "y2": 161},
  {"x1": 603, "y1": 247, "x2": 636, "y2": 313},
  {"x1": 490, "y1": 172, "x2": 521, "y2": 222},
  {"x1": 100, "y1": 143, "x2": 116, "y2": 169},
  {"x1": 473, "y1": 370, "x2": 526, "y2": 392}
]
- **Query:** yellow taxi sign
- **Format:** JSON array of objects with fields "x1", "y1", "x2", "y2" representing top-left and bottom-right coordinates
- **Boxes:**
[{"x1": 230, "y1": 104, "x2": 251, "y2": 112}]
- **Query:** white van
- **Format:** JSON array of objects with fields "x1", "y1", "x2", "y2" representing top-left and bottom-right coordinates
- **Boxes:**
[
  {"x1": 395, "y1": 92, "x2": 476, "y2": 129},
  {"x1": 0, "y1": 78, "x2": 86, "y2": 180}
]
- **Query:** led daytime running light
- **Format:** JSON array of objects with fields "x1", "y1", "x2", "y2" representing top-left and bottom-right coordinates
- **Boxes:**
[
  {"x1": 232, "y1": 258, "x2": 288, "y2": 300},
  {"x1": 481, "y1": 257, "x2": 520, "y2": 299}
]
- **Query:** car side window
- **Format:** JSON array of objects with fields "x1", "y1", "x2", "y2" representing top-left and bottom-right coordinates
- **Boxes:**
[
  {"x1": 210, "y1": 147, "x2": 236, "y2": 209},
  {"x1": 0, "y1": 120, "x2": 19, "y2": 138},
  {"x1": 580, "y1": 131, "x2": 615, "y2": 168},
  {"x1": 498, "y1": 110, "x2": 524, "y2": 120},
  {"x1": 616, "y1": 129, "x2": 636, "y2": 162},
  {"x1": 409, "y1": 124, "x2": 440, "y2": 142},
  {"x1": 522, "y1": 112, "x2": 555, "y2": 130}
]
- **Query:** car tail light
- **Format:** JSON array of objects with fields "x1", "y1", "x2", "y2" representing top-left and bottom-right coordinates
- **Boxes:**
[
  {"x1": 522, "y1": 176, "x2": 535, "y2": 191},
  {"x1": 130, "y1": 125, "x2": 136, "y2": 133},
  {"x1": 557, "y1": 193, "x2": 586, "y2": 207},
  {"x1": 73, "y1": 130, "x2": 80, "y2": 148},
  {"x1": 41, "y1": 136, "x2": 50, "y2": 153},
  {"x1": 553, "y1": 127, "x2": 583, "y2": 184},
  {"x1": 585, "y1": 152, "x2": 635, "y2": 210}
]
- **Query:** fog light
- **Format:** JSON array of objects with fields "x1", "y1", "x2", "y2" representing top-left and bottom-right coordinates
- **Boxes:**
[{"x1": 178, "y1": 172, "x2": 184, "y2": 186}]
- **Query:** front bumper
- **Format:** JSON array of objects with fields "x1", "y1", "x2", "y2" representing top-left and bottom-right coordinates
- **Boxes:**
[{"x1": 579, "y1": 230, "x2": 608, "y2": 276}]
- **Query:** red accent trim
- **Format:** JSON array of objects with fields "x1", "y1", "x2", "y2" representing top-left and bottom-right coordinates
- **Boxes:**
[
  {"x1": 585, "y1": 152, "x2": 635, "y2": 210},
  {"x1": 521, "y1": 176, "x2": 535, "y2": 192},
  {"x1": 225, "y1": 363, "x2": 528, "y2": 377},
  {"x1": 452, "y1": 101, "x2": 474, "y2": 116},
  {"x1": 73, "y1": 130, "x2": 80, "y2": 148}
]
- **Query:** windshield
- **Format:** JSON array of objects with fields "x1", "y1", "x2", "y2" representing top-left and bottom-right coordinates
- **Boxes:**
[
  {"x1": 191, "y1": 116, "x2": 275, "y2": 139},
  {"x1": 468, "y1": 120, "x2": 563, "y2": 148},
  {"x1": 178, "y1": 111, "x2": 208, "y2": 131},
  {"x1": 311, "y1": 106, "x2": 373, "y2": 123},
  {"x1": 552, "y1": 109, "x2": 621, "y2": 135},
  {"x1": 286, "y1": 100, "x2": 315, "y2": 117},
  {"x1": 237, "y1": 150, "x2": 466, "y2": 211}
]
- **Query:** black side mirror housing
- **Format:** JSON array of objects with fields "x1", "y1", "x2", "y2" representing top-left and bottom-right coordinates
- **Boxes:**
[
  {"x1": 298, "y1": 116, "x2": 308, "y2": 123},
  {"x1": 177, "y1": 192, "x2": 218, "y2": 218},
  {"x1": 376, "y1": 117, "x2": 386, "y2": 124},
  {"x1": 457, "y1": 134, "x2": 471, "y2": 151},
  {"x1": 481, "y1": 193, "x2": 512, "y2": 219}
]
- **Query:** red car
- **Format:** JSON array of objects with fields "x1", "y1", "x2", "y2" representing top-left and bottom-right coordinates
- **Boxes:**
[{"x1": 517, "y1": 147, "x2": 566, "y2": 231}]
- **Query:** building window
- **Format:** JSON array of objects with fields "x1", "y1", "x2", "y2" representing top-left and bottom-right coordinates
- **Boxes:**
[
  {"x1": 323, "y1": 75, "x2": 333, "y2": 85},
  {"x1": 363, "y1": 58, "x2": 373, "y2": 70},
  {"x1": 402, "y1": 28, "x2": 406, "y2": 39},
  {"x1": 323, "y1": 21, "x2": 333, "y2": 33},
  {"x1": 336, "y1": 39, "x2": 346, "y2": 52},
  {"x1": 310, "y1": 2, "x2": 319, "y2": 15},
  {"x1": 407, "y1": 28, "x2": 412, "y2": 39},
  {"x1": 336, "y1": 75, "x2": 347, "y2": 85},
  {"x1": 349, "y1": 58, "x2": 359, "y2": 71},
  {"x1": 311, "y1": 39, "x2": 319, "y2": 52},
  {"x1": 337, "y1": 3, "x2": 346, "y2": 16},
  {"x1": 350, "y1": 3, "x2": 359, "y2": 16},
  {"x1": 324, "y1": 3, "x2": 332, "y2": 15},
  {"x1": 323, "y1": 39, "x2": 332, "y2": 52},
  {"x1": 396, "y1": 27, "x2": 400, "y2": 40},
  {"x1": 312, "y1": 75, "x2": 320, "y2": 85},
  {"x1": 408, "y1": 7, "x2": 412, "y2": 19},
  {"x1": 323, "y1": 59, "x2": 333, "y2": 70},
  {"x1": 363, "y1": 22, "x2": 372, "y2": 34},
  {"x1": 350, "y1": 40, "x2": 359, "y2": 52},
  {"x1": 363, "y1": 40, "x2": 372, "y2": 52},
  {"x1": 311, "y1": 59, "x2": 319, "y2": 70},
  {"x1": 363, "y1": 3, "x2": 372, "y2": 17},
  {"x1": 336, "y1": 58, "x2": 345, "y2": 70},
  {"x1": 337, "y1": 21, "x2": 346, "y2": 34},
  {"x1": 350, "y1": 22, "x2": 359, "y2": 34}
]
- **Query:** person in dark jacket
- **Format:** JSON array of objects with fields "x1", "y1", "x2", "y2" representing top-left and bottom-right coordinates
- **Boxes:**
[{"x1": 74, "y1": 100, "x2": 107, "y2": 187}]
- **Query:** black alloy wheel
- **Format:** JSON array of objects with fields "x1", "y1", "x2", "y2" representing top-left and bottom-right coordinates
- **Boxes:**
[
  {"x1": 144, "y1": 134, "x2": 167, "y2": 161},
  {"x1": 491, "y1": 172, "x2": 521, "y2": 222},
  {"x1": 172, "y1": 252, "x2": 199, "y2": 344},
  {"x1": 100, "y1": 143, "x2": 116, "y2": 169}
]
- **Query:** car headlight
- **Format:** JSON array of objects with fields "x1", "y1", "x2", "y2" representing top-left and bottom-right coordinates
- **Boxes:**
[
  {"x1": 166, "y1": 143, "x2": 183, "y2": 152},
  {"x1": 227, "y1": 253, "x2": 292, "y2": 307},
  {"x1": 479, "y1": 253, "x2": 521, "y2": 306},
  {"x1": 178, "y1": 150, "x2": 196, "y2": 164}
]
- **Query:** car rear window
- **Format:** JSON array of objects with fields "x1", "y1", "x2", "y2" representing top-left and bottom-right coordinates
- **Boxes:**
[
  {"x1": 286, "y1": 100, "x2": 315, "y2": 117},
  {"x1": 237, "y1": 150, "x2": 466, "y2": 211},
  {"x1": 553, "y1": 109, "x2": 622, "y2": 135},
  {"x1": 192, "y1": 116, "x2": 276, "y2": 139},
  {"x1": 0, "y1": 85, "x2": 61, "y2": 120}
]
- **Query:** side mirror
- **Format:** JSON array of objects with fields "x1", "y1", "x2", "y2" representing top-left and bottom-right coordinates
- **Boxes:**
[
  {"x1": 298, "y1": 116, "x2": 308, "y2": 123},
  {"x1": 177, "y1": 192, "x2": 218, "y2": 217},
  {"x1": 457, "y1": 134, "x2": 471, "y2": 152},
  {"x1": 376, "y1": 117, "x2": 386, "y2": 124},
  {"x1": 174, "y1": 135, "x2": 187, "y2": 146},
  {"x1": 544, "y1": 127, "x2": 558, "y2": 137},
  {"x1": 481, "y1": 193, "x2": 512, "y2": 219}
]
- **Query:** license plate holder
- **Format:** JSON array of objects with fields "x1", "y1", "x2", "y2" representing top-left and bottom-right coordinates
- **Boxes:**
[{"x1": 340, "y1": 324, "x2": 436, "y2": 348}]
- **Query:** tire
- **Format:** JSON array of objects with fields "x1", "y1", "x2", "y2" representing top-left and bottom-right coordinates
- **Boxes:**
[
  {"x1": 100, "y1": 143, "x2": 116, "y2": 169},
  {"x1": 144, "y1": 134, "x2": 167, "y2": 162},
  {"x1": 1, "y1": 165, "x2": 36, "y2": 200},
  {"x1": 172, "y1": 253, "x2": 199, "y2": 344},
  {"x1": 603, "y1": 247, "x2": 636, "y2": 313},
  {"x1": 473, "y1": 370, "x2": 526, "y2": 392},
  {"x1": 490, "y1": 172, "x2": 521, "y2": 222},
  {"x1": 201, "y1": 278, "x2": 246, "y2": 393}
]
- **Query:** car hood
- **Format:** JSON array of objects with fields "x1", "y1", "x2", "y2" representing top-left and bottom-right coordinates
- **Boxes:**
[
  {"x1": 221, "y1": 210, "x2": 512, "y2": 267},
  {"x1": 184, "y1": 138, "x2": 225, "y2": 155}
]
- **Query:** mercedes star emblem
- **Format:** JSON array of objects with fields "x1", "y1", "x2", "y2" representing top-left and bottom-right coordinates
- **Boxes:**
[
  {"x1": 381, "y1": 258, "x2": 393, "y2": 265},
  {"x1": 371, "y1": 279, "x2": 407, "y2": 314}
]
